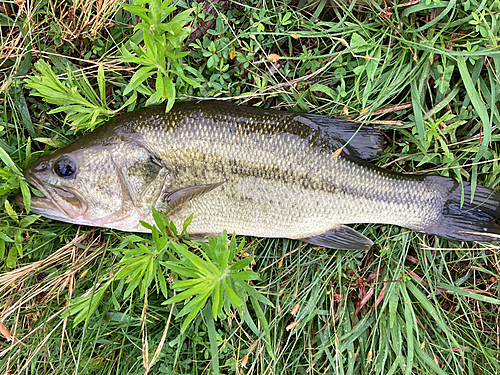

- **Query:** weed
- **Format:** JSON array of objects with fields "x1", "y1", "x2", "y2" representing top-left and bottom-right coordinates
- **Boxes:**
[
  {"x1": 24, "y1": 60, "x2": 135, "y2": 131},
  {"x1": 63, "y1": 209, "x2": 273, "y2": 374},
  {"x1": 120, "y1": 0, "x2": 201, "y2": 110}
]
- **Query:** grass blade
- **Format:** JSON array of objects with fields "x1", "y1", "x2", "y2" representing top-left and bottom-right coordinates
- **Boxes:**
[
  {"x1": 203, "y1": 303, "x2": 219, "y2": 375},
  {"x1": 437, "y1": 283, "x2": 500, "y2": 304},
  {"x1": 0, "y1": 146, "x2": 22, "y2": 176}
]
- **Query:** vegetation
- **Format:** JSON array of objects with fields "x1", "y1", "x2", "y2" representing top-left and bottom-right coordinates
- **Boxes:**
[{"x1": 1, "y1": 0, "x2": 500, "y2": 374}]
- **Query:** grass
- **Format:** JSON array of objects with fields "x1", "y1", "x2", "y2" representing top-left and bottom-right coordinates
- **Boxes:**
[{"x1": 1, "y1": 0, "x2": 500, "y2": 374}]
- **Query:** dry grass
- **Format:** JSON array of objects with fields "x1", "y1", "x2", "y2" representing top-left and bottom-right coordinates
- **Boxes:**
[{"x1": 0, "y1": 231, "x2": 107, "y2": 362}]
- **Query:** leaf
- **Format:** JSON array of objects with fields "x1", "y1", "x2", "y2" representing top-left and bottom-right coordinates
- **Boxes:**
[
  {"x1": 0, "y1": 147, "x2": 22, "y2": 176},
  {"x1": 48, "y1": 104, "x2": 92, "y2": 114},
  {"x1": 180, "y1": 292, "x2": 211, "y2": 334},
  {"x1": 400, "y1": 282, "x2": 415, "y2": 375},
  {"x1": 22, "y1": 137, "x2": 32, "y2": 170},
  {"x1": 0, "y1": 232, "x2": 14, "y2": 243},
  {"x1": 350, "y1": 33, "x2": 370, "y2": 53},
  {"x1": 69, "y1": 280, "x2": 113, "y2": 326},
  {"x1": 17, "y1": 91, "x2": 35, "y2": 137},
  {"x1": 142, "y1": 257, "x2": 156, "y2": 294},
  {"x1": 171, "y1": 278, "x2": 204, "y2": 290},
  {"x1": 388, "y1": 284, "x2": 400, "y2": 328},
  {"x1": 115, "y1": 260, "x2": 145, "y2": 279},
  {"x1": 229, "y1": 256, "x2": 254, "y2": 272},
  {"x1": 117, "y1": 91, "x2": 139, "y2": 112},
  {"x1": 170, "y1": 242, "x2": 220, "y2": 276},
  {"x1": 414, "y1": 338, "x2": 448, "y2": 375},
  {"x1": 121, "y1": 3, "x2": 150, "y2": 19},
  {"x1": 176, "y1": 288, "x2": 210, "y2": 318},
  {"x1": 457, "y1": 56, "x2": 490, "y2": 154},
  {"x1": 309, "y1": 83, "x2": 336, "y2": 99},
  {"x1": 4, "y1": 201, "x2": 18, "y2": 222},
  {"x1": 406, "y1": 280, "x2": 460, "y2": 347},
  {"x1": 124, "y1": 268, "x2": 145, "y2": 298},
  {"x1": 409, "y1": 0, "x2": 456, "y2": 33},
  {"x1": 207, "y1": 55, "x2": 216, "y2": 69},
  {"x1": 124, "y1": 66, "x2": 156, "y2": 95},
  {"x1": 157, "y1": 268, "x2": 169, "y2": 299},
  {"x1": 212, "y1": 282, "x2": 223, "y2": 319},
  {"x1": 164, "y1": 76, "x2": 176, "y2": 112},
  {"x1": 411, "y1": 78, "x2": 426, "y2": 151},
  {"x1": 177, "y1": 72, "x2": 201, "y2": 88},
  {"x1": 181, "y1": 214, "x2": 193, "y2": 236},
  {"x1": 75, "y1": 66, "x2": 100, "y2": 106},
  {"x1": 139, "y1": 220, "x2": 155, "y2": 231},
  {"x1": 6, "y1": 244, "x2": 18, "y2": 268},
  {"x1": 230, "y1": 271, "x2": 260, "y2": 280},
  {"x1": 227, "y1": 232, "x2": 238, "y2": 263},
  {"x1": 152, "y1": 206, "x2": 169, "y2": 233},
  {"x1": 155, "y1": 73, "x2": 165, "y2": 102},
  {"x1": 98, "y1": 63, "x2": 106, "y2": 105},
  {"x1": 224, "y1": 279, "x2": 242, "y2": 308},
  {"x1": 120, "y1": 56, "x2": 151, "y2": 65},
  {"x1": 19, "y1": 215, "x2": 38, "y2": 228},
  {"x1": 164, "y1": 261, "x2": 199, "y2": 279},
  {"x1": 437, "y1": 283, "x2": 500, "y2": 304},
  {"x1": 250, "y1": 295, "x2": 274, "y2": 358},
  {"x1": 234, "y1": 279, "x2": 273, "y2": 307},
  {"x1": 203, "y1": 303, "x2": 220, "y2": 374},
  {"x1": 166, "y1": 280, "x2": 212, "y2": 304},
  {"x1": 19, "y1": 179, "x2": 31, "y2": 214}
]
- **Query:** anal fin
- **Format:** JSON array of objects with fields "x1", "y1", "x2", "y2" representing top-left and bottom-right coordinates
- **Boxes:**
[{"x1": 299, "y1": 225, "x2": 373, "y2": 250}]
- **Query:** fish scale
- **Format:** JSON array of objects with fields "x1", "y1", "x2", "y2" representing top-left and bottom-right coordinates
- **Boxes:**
[
  {"x1": 129, "y1": 106, "x2": 466, "y2": 238},
  {"x1": 19, "y1": 101, "x2": 500, "y2": 249}
]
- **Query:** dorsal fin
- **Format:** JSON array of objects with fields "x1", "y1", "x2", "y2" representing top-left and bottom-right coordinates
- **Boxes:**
[
  {"x1": 296, "y1": 114, "x2": 384, "y2": 160},
  {"x1": 178, "y1": 101, "x2": 385, "y2": 160}
]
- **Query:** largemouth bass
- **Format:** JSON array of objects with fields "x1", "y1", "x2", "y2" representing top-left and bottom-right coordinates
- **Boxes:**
[{"x1": 19, "y1": 101, "x2": 500, "y2": 250}]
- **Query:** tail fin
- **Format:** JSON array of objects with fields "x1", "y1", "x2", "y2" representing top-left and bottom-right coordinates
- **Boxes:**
[{"x1": 423, "y1": 177, "x2": 500, "y2": 242}]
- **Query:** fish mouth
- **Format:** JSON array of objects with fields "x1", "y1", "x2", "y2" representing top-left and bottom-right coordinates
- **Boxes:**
[{"x1": 19, "y1": 172, "x2": 88, "y2": 222}]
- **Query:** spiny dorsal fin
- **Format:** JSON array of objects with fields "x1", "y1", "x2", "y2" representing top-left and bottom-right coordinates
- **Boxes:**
[{"x1": 299, "y1": 225, "x2": 373, "y2": 250}]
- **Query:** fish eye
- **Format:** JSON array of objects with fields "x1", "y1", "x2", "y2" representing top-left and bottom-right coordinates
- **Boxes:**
[{"x1": 54, "y1": 156, "x2": 77, "y2": 179}]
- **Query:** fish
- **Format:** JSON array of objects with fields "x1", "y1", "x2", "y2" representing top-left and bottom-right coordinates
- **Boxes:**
[{"x1": 17, "y1": 101, "x2": 500, "y2": 250}]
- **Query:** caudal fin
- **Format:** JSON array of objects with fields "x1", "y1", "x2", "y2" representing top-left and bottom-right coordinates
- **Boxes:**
[{"x1": 423, "y1": 178, "x2": 500, "y2": 242}]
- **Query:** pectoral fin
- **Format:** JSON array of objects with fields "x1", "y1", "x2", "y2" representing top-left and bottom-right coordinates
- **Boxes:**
[
  {"x1": 299, "y1": 225, "x2": 373, "y2": 250},
  {"x1": 163, "y1": 181, "x2": 224, "y2": 214},
  {"x1": 188, "y1": 232, "x2": 220, "y2": 242}
]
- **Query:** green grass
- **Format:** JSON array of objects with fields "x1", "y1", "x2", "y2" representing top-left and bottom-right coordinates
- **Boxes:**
[{"x1": 1, "y1": 0, "x2": 500, "y2": 374}]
